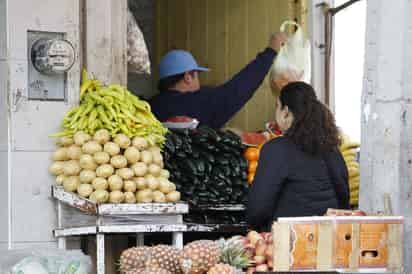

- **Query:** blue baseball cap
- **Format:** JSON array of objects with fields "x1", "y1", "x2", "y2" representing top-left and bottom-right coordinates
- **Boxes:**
[{"x1": 159, "y1": 50, "x2": 209, "y2": 79}]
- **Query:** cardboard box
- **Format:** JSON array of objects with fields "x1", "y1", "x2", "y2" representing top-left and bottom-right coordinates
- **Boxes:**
[{"x1": 272, "y1": 216, "x2": 403, "y2": 272}]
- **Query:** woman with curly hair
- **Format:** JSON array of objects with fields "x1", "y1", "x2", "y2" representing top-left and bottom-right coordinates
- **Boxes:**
[{"x1": 247, "y1": 81, "x2": 350, "y2": 231}]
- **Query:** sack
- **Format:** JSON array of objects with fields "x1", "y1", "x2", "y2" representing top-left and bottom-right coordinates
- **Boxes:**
[
  {"x1": 127, "y1": 10, "x2": 151, "y2": 75},
  {"x1": 270, "y1": 21, "x2": 311, "y2": 87},
  {"x1": 0, "y1": 249, "x2": 92, "y2": 274}
]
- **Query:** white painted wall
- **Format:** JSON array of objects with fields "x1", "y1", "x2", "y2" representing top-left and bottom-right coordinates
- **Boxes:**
[
  {"x1": 361, "y1": 0, "x2": 412, "y2": 271},
  {"x1": 0, "y1": 0, "x2": 80, "y2": 249}
]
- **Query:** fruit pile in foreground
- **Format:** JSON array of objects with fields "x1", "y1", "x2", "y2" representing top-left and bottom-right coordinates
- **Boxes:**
[
  {"x1": 49, "y1": 130, "x2": 180, "y2": 204},
  {"x1": 120, "y1": 238, "x2": 250, "y2": 274}
]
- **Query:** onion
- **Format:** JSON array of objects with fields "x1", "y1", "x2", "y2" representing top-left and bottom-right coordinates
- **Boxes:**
[
  {"x1": 159, "y1": 169, "x2": 170, "y2": 179},
  {"x1": 145, "y1": 174, "x2": 159, "y2": 190},
  {"x1": 109, "y1": 190, "x2": 125, "y2": 204},
  {"x1": 136, "y1": 189, "x2": 153, "y2": 203},
  {"x1": 79, "y1": 154, "x2": 97, "y2": 170},
  {"x1": 94, "y1": 151, "x2": 110, "y2": 164},
  {"x1": 90, "y1": 190, "x2": 109, "y2": 203},
  {"x1": 49, "y1": 161, "x2": 65, "y2": 176},
  {"x1": 166, "y1": 191, "x2": 181, "y2": 202},
  {"x1": 153, "y1": 191, "x2": 166, "y2": 203},
  {"x1": 114, "y1": 134, "x2": 131, "y2": 149},
  {"x1": 116, "y1": 168, "x2": 134, "y2": 180},
  {"x1": 74, "y1": 131, "x2": 91, "y2": 146},
  {"x1": 79, "y1": 170, "x2": 96, "y2": 184},
  {"x1": 63, "y1": 176, "x2": 80, "y2": 192},
  {"x1": 66, "y1": 145, "x2": 82, "y2": 160},
  {"x1": 77, "y1": 184, "x2": 94, "y2": 198},
  {"x1": 63, "y1": 160, "x2": 81, "y2": 176},
  {"x1": 132, "y1": 137, "x2": 148, "y2": 150},
  {"x1": 82, "y1": 141, "x2": 102, "y2": 154},
  {"x1": 57, "y1": 136, "x2": 74, "y2": 147},
  {"x1": 140, "y1": 151, "x2": 153, "y2": 164},
  {"x1": 93, "y1": 129, "x2": 110, "y2": 144},
  {"x1": 108, "y1": 175, "x2": 123, "y2": 191},
  {"x1": 134, "y1": 177, "x2": 147, "y2": 190},
  {"x1": 110, "y1": 155, "x2": 128, "y2": 169},
  {"x1": 148, "y1": 164, "x2": 161, "y2": 176},
  {"x1": 104, "y1": 142, "x2": 120, "y2": 156},
  {"x1": 131, "y1": 162, "x2": 148, "y2": 177},
  {"x1": 96, "y1": 164, "x2": 114, "y2": 178},
  {"x1": 52, "y1": 148, "x2": 69, "y2": 161},
  {"x1": 124, "y1": 147, "x2": 140, "y2": 164},
  {"x1": 124, "y1": 192, "x2": 137, "y2": 203},
  {"x1": 55, "y1": 174, "x2": 67, "y2": 186},
  {"x1": 92, "y1": 177, "x2": 109, "y2": 190}
]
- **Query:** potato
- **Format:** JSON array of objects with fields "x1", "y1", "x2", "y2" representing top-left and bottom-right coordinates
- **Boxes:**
[
  {"x1": 124, "y1": 192, "x2": 137, "y2": 203},
  {"x1": 158, "y1": 178, "x2": 174, "y2": 194},
  {"x1": 152, "y1": 191, "x2": 166, "y2": 203},
  {"x1": 136, "y1": 189, "x2": 153, "y2": 203},
  {"x1": 82, "y1": 141, "x2": 103, "y2": 154},
  {"x1": 148, "y1": 164, "x2": 161, "y2": 176},
  {"x1": 145, "y1": 175, "x2": 159, "y2": 190},
  {"x1": 134, "y1": 177, "x2": 147, "y2": 190},
  {"x1": 166, "y1": 191, "x2": 181, "y2": 202},
  {"x1": 104, "y1": 142, "x2": 120, "y2": 156},
  {"x1": 140, "y1": 151, "x2": 153, "y2": 164},
  {"x1": 124, "y1": 180, "x2": 137, "y2": 193},
  {"x1": 159, "y1": 169, "x2": 170, "y2": 179},
  {"x1": 96, "y1": 164, "x2": 114, "y2": 178},
  {"x1": 94, "y1": 151, "x2": 110, "y2": 164},
  {"x1": 90, "y1": 190, "x2": 109, "y2": 204},
  {"x1": 114, "y1": 134, "x2": 131, "y2": 149},
  {"x1": 109, "y1": 190, "x2": 125, "y2": 204},
  {"x1": 74, "y1": 131, "x2": 91, "y2": 146},
  {"x1": 79, "y1": 170, "x2": 96, "y2": 184},
  {"x1": 93, "y1": 129, "x2": 110, "y2": 144},
  {"x1": 79, "y1": 154, "x2": 97, "y2": 170},
  {"x1": 124, "y1": 147, "x2": 140, "y2": 164},
  {"x1": 131, "y1": 162, "x2": 148, "y2": 177},
  {"x1": 67, "y1": 145, "x2": 82, "y2": 160},
  {"x1": 49, "y1": 161, "x2": 65, "y2": 176},
  {"x1": 92, "y1": 177, "x2": 108, "y2": 190},
  {"x1": 110, "y1": 155, "x2": 128, "y2": 169},
  {"x1": 132, "y1": 137, "x2": 148, "y2": 150},
  {"x1": 55, "y1": 174, "x2": 67, "y2": 186},
  {"x1": 63, "y1": 160, "x2": 81, "y2": 176},
  {"x1": 108, "y1": 175, "x2": 123, "y2": 191},
  {"x1": 77, "y1": 184, "x2": 94, "y2": 198},
  {"x1": 116, "y1": 168, "x2": 134, "y2": 180},
  {"x1": 63, "y1": 176, "x2": 80, "y2": 192},
  {"x1": 52, "y1": 148, "x2": 69, "y2": 161}
]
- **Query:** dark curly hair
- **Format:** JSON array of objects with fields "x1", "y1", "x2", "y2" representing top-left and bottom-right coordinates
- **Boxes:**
[{"x1": 279, "y1": 82, "x2": 340, "y2": 155}]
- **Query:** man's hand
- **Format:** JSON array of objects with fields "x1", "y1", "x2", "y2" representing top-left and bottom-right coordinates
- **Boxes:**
[{"x1": 270, "y1": 32, "x2": 287, "y2": 52}]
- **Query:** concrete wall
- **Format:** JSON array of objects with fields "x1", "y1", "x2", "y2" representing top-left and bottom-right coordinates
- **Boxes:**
[
  {"x1": 361, "y1": 0, "x2": 412, "y2": 271},
  {"x1": 0, "y1": 0, "x2": 80, "y2": 250}
]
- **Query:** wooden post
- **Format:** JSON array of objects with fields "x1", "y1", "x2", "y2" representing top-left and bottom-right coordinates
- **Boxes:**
[{"x1": 85, "y1": 0, "x2": 127, "y2": 85}]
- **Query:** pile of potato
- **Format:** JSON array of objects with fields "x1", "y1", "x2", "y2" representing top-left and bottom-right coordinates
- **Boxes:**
[{"x1": 48, "y1": 129, "x2": 180, "y2": 204}]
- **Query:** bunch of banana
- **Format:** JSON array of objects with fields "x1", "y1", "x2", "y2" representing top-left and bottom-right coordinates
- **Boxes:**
[
  {"x1": 51, "y1": 70, "x2": 167, "y2": 147},
  {"x1": 339, "y1": 133, "x2": 361, "y2": 208}
]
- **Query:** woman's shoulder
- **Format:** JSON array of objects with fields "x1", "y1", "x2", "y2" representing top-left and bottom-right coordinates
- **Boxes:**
[{"x1": 261, "y1": 136, "x2": 293, "y2": 153}]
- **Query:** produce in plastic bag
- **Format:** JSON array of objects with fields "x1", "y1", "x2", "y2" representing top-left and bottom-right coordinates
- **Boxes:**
[
  {"x1": 127, "y1": 10, "x2": 151, "y2": 75},
  {"x1": 0, "y1": 249, "x2": 92, "y2": 274},
  {"x1": 270, "y1": 21, "x2": 311, "y2": 89}
]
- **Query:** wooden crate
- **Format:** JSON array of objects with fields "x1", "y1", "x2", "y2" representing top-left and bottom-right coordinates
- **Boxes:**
[{"x1": 272, "y1": 216, "x2": 404, "y2": 272}]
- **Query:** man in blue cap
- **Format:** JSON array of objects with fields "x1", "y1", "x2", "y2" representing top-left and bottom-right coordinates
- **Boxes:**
[{"x1": 149, "y1": 33, "x2": 287, "y2": 129}]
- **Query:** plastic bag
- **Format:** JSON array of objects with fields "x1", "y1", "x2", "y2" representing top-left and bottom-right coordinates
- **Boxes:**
[
  {"x1": 270, "y1": 21, "x2": 311, "y2": 87},
  {"x1": 127, "y1": 9, "x2": 151, "y2": 75},
  {"x1": 0, "y1": 249, "x2": 92, "y2": 274}
]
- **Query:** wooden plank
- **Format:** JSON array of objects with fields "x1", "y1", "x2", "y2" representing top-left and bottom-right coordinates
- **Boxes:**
[
  {"x1": 54, "y1": 226, "x2": 97, "y2": 237},
  {"x1": 52, "y1": 186, "x2": 97, "y2": 214},
  {"x1": 388, "y1": 224, "x2": 403, "y2": 272},
  {"x1": 188, "y1": 0, "x2": 209, "y2": 84},
  {"x1": 246, "y1": 0, "x2": 272, "y2": 131},
  {"x1": 86, "y1": 0, "x2": 127, "y2": 86},
  {"x1": 168, "y1": 0, "x2": 189, "y2": 50},
  {"x1": 226, "y1": 0, "x2": 248, "y2": 129},
  {"x1": 98, "y1": 203, "x2": 189, "y2": 215},
  {"x1": 349, "y1": 223, "x2": 360, "y2": 271},
  {"x1": 273, "y1": 222, "x2": 291, "y2": 271},
  {"x1": 316, "y1": 221, "x2": 334, "y2": 270},
  {"x1": 98, "y1": 224, "x2": 187, "y2": 233}
]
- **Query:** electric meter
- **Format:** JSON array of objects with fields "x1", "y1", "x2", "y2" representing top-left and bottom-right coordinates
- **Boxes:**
[{"x1": 31, "y1": 38, "x2": 75, "y2": 75}]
